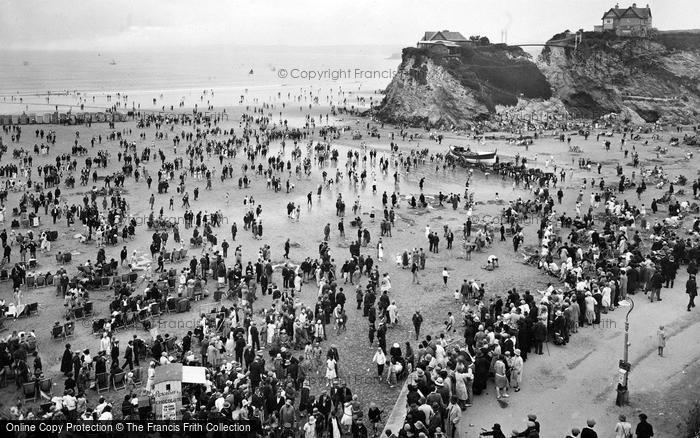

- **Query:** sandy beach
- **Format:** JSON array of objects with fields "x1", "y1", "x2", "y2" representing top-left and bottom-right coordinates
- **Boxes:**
[{"x1": 0, "y1": 73, "x2": 698, "y2": 437}]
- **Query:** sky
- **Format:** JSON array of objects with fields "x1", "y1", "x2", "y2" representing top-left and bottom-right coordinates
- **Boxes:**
[{"x1": 1, "y1": 0, "x2": 697, "y2": 51}]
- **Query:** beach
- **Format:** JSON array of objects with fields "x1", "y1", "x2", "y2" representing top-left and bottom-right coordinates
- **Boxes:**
[{"x1": 0, "y1": 44, "x2": 699, "y2": 437}]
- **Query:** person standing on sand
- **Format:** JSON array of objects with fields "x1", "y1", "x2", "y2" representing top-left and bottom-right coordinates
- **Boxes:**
[
  {"x1": 493, "y1": 355, "x2": 509, "y2": 400},
  {"x1": 686, "y1": 274, "x2": 697, "y2": 311},
  {"x1": 614, "y1": 414, "x2": 632, "y2": 438},
  {"x1": 657, "y1": 326, "x2": 666, "y2": 357},
  {"x1": 635, "y1": 413, "x2": 654, "y2": 438}
]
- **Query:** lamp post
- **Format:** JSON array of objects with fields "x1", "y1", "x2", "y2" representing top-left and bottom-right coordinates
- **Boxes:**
[{"x1": 617, "y1": 296, "x2": 634, "y2": 405}]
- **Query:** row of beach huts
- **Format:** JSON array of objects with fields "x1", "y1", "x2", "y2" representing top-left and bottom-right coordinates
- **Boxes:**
[{"x1": 0, "y1": 111, "x2": 129, "y2": 126}]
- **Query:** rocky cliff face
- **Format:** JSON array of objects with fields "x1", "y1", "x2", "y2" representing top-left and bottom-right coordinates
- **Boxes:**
[
  {"x1": 538, "y1": 31, "x2": 700, "y2": 123},
  {"x1": 376, "y1": 46, "x2": 551, "y2": 128},
  {"x1": 377, "y1": 32, "x2": 700, "y2": 126}
]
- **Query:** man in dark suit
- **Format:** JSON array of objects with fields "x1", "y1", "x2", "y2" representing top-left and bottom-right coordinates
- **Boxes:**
[
  {"x1": 122, "y1": 341, "x2": 134, "y2": 370},
  {"x1": 182, "y1": 331, "x2": 192, "y2": 355}
]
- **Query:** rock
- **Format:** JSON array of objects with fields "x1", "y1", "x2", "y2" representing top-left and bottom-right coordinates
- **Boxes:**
[
  {"x1": 376, "y1": 45, "x2": 551, "y2": 128},
  {"x1": 538, "y1": 31, "x2": 700, "y2": 123}
]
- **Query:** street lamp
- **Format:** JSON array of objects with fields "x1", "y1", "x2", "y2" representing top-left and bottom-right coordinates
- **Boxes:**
[{"x1": 616, "y1": 296, "x2": 634, "y2": 406}]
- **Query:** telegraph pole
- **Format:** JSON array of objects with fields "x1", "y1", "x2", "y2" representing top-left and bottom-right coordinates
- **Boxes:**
[{"x1": 617, "y1": 296, "x2": 634, "y2": 406}]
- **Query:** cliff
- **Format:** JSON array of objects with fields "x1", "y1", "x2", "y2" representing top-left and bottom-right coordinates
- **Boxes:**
[
  {"x1": 377, "y1": 32, "x2": 700, "y2": 127},
  {"x1": 375, "y1": 45, "x2": 552, "y2": 128},
  {"x1": 538, "y1": 31, "x2": 700, "y2": 123}
]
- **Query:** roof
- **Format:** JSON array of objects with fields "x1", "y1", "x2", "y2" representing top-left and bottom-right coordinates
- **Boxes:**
[
  {"x1": 602, "y1": 6, "x2": 651, "y2": 20},
  {"x1": 420, "y1": 41, "x2": 460, "y2": 47},
  {"x1": 154, "y1": 363, "x2": 183, "y2": 385},
  {"x1": 421, "y1": 30, "x2": 468, "y2": 42},
  {"x1": 621, "y1": 7, "x2": 651, "y2": 19}
]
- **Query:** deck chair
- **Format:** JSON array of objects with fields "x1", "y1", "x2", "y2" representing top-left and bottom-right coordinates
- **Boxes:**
[
  {"x1": 83, "y1": 302, "x2": 94, "y2": 317},
  {"x1": 149, "y1": 302, "x2": 160, "y2": 318},
  {"x1": 35, "y1": 275, "x2": 45, "y2": 287},
  {"x1": 112, "y1": 313, "x2": 126, "y2": 331},
  {"x1": 138, "y1": 309, "x2": 151, "y2": 324},
  {"x1": 63, "y1": 322, "x2": 75, "y2": 339},
  {"x1": 124, "y1": 311, "x2": 136, "y2": 328},
  {"x1": 45, "y1": 274, "x2": 54, "y2": 286},
  {"x1": 38, "y1": 378, "x2": 53, "y2": 398},
  {"x1": 131, "y1": 367, "x2": 142, "y2": 385},
  {"x1": 112, "y1": 372, "x2": 126, "y2": 391},
  {"x1": 51, "y1": 325, "x2": 64, "y2": 340},
  {"x1": 91, "y1": 318, "x2": 106, "y2": 336},
  {"x1": 27, "y1": 302, "x2": 39, "y2": 316},
  {"x1": 166, "y1": 298, "x2": 177, "y2": 314},
  {"x1": 23, "y1": 381, "x2": 37, "y2": 403},
  {"x1": 101, "y1": 277, "x2": 111, "y2": 290},
  {"x1": 128, "y1": 272, "x2": 138, "y2": 283},
  {"x1": 95, "y1": 372, "x2": 110, "y2": 393},
  {"x1": 25, "y1": 276, "x2": 36, "y2": 289},
  {"x1": 72, "y1": 307, "x2": 85, "y2": 320}
]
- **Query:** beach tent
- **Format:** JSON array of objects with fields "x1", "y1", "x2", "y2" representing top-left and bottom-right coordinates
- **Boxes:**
[
  {"x1": 44, "y1": 113, "x2": 53, "y2": 124},
  {"x1": 28, "y1": 114, "x2": 36, "y2": 123},
  {"x1": 35, "y1": 115, "x2": 43, "y2": 124},
  {"x1": 11, "y1": 115, "x2": 19, "y2": 124},
  {"x1": 152, "y1": 363, "x2": 206, "y2": 420},
  {"x1": 19, "y1": 114, "x2": 28, "y2": 124},
  {"x1": 96, "y1": 113, "x2": 106, "y2": 122}
]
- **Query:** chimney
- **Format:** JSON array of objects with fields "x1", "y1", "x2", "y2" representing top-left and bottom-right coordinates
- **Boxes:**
[
  {"x1": 632, "y1": 3, "x2": 637, "y2": 7},
  {"x1": 615, "y1": 3, "x2": 619, "y2": 8}
]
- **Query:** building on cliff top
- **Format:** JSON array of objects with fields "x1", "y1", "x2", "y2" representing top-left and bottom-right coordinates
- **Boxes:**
[
  {"x1": 417, "y1": 30, "x2": 472, "y2": 55},
  {"x1": 594, "y1": 3, "x2": 652, "y2": 36}
]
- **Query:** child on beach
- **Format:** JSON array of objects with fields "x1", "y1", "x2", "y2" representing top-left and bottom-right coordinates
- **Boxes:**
[{"x1": 657, "y1": 325, "x2": 666, "y2": 357}]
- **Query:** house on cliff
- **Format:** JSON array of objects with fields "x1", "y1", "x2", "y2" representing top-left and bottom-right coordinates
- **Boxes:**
[
  {"x1": 417, "y1": 30, "x2": 471, "y2": 55},
  {"x1": 595, "y1": 3, "x2": 652, "y2": 36}
]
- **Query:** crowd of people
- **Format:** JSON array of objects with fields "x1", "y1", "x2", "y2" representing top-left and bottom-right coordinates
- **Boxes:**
[{"x1": 0, "y1": 95, "x2": 692, "y2": 438}]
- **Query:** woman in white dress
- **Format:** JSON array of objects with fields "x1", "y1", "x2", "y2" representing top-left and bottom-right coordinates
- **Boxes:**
[
  {"x1": 267, "y1": 321, "x2": 276, "y2": 345},
  {"x1": 377, "y1": 240, "x2": 384, "y2": 261},
  {"x1": 146, "y1": 361, "x2": 156, "y2": 393},
  {"x1": 325, "y1": 357, "x2": 337, "y2": 385},
  {"x1": 340, "y1": 401, "x2": 353, "y2": 433},
  {"x1": 225, "y1": 332, "x2": 235, "y2": 357}
]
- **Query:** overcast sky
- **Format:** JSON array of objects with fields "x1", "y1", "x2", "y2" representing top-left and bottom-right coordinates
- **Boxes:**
[{"x1": 1, "y1": 0, "x2": 697, "y2": 51}]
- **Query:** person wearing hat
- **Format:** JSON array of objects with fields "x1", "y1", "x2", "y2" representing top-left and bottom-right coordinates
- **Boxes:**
[
  {"x1": 635, "y1": 413, "x2": 653, "y2": 438},
  {"x1": 512, "y1": 417, "x2": 536, "y2": 437},
  {"x1": 446, "y1": 395, "x2": 461, "y2": 438},
  {"x1": 580, "y1": 418, "x2": 597, "y2": 438},
  {"x1": 303, "y1": 413, "x2": 317, "y2": 438},
  {"x1": 510, "y1": 349, "x2": 524, "y2": 392},
  {"x1": 426, "y1": 380, "x2": 445, "y2": 414},
  {"x1": 480, "y1": 423, "x2": 505, "y2": 438},
  {"x1": 565, "y1": 427, "x2": 580, "y2": 438}
]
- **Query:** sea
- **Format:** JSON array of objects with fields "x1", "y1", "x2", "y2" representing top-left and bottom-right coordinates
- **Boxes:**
[{"x1": 0, "y1": 45, "x2": 400, "y2": 114}]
